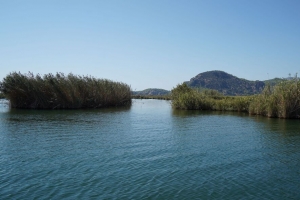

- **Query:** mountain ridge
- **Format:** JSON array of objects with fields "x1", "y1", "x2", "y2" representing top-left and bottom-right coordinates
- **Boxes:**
[
  {"x1": 185, "y1": 70, "x2": 281, "y2": 96},
  {"x1": 132, "y1": 88, "x2": 170, "y2": 96},
  {"x1": 133, "y1": 71, "x2": 287, "y2": 96}
]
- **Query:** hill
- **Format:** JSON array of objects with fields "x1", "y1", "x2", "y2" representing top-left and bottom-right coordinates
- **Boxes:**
[
  {"x1": 185, "y1": 70, "x2": 265, "y2": 96},
  {"x1": 132, "y1": 88, "x2": 170, "y2": 96},
  {"x1": 264, "y1": 78, "x2": 285, "y2": 86}
]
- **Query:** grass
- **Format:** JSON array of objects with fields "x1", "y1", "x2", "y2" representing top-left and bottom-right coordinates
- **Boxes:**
[
  {"x1": 171, "y1": 80, "x2": 300, "y2": 119},
  {"x1": 0, "y1": 72, "x2": 132, "y2": 109}
]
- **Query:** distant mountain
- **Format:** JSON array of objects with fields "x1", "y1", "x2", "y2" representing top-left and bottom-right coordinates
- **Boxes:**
[
  {"x1": 186, "y1": 70, "x2": 266, "y2": 96},
  {"x1": 132, "y1": 88, "x2": 170, "y2": 96}
]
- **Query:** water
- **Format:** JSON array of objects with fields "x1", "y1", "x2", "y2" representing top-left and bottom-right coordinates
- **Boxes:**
[{"x1": 0, "y1": 99, "x2": 300, "y2": 199}]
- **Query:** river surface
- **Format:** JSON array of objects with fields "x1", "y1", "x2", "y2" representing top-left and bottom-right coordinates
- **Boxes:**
[{"x1": 0, "y1": 99, "x2": 300, "y2": 199}]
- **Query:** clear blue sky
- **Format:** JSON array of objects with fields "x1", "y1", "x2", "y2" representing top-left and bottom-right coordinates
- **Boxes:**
[{"x1": 1, "y1": 0, "x2": 300, "y2": 90}]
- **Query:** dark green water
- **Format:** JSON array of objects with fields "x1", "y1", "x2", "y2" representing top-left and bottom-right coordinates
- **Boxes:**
[{"x1": 1, "y1": 99, "x2": 300, "y2": 199}]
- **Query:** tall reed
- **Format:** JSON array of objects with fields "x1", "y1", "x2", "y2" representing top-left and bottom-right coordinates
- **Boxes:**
[
  {"x1": 171, "y1": 80, "x2": 300, "y2": 119},
  {"x1": 171, "y1": 83, "x2": 214, "y2": 110},
  {"x1": 0, "y1": 72, "x2": 132, "y2": 109},
  {"x1": 249, "y1": 79, "x2": 300, "y2": 118}
]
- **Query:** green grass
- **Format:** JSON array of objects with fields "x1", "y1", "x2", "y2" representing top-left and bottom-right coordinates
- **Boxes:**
[
  {"x1": 0, "y1": 72, "x2": 132, "y2": 109},
  {"x1": 171, "y1": 80, "x2": 300, "y2": 119}
]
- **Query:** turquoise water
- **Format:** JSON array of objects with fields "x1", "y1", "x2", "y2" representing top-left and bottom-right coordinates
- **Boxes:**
[{"x1": 0, "y1": 99, "x2": 300, "y2": 199}]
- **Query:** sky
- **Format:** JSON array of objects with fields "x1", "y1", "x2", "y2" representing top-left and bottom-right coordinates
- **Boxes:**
[{"x1": 1, "y1": 0, "x2": 300, "y2": 91}]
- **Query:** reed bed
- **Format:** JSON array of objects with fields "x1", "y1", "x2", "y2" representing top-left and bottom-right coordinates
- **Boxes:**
[
  {"x1": 171, "y1": 80, "x2": 300, "y2": 119},
  {"x1": 171, "y1": 84, "x2": 252, "y2": 112},
  {"x1": 249, "y1": 79, "x2": 300, "y2": 118},
  {"x1": 0, "y1": 72, "x2": 132, "y2": 109}
]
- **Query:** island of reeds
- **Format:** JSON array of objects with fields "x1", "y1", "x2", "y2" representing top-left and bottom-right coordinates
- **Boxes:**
[
  {"x1": 0, "y1": 72, "x2": 131, "y2": 109},
  {"x1": 171, "y1": 79, "x2": 300, "y2": 119}
]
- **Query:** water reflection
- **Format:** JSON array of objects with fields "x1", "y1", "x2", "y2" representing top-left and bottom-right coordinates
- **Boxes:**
[
  {"x1": 0, "y1": 101, "x2": 132, "y2": 138},
  {"x1": 0, "y1": 99, "x2": 9, "y2": 112},
  {"x1": 172, "y1": 108, "x2": 300, "y2": 135},
  {"x1": 2, "y1": 104, "x2": 131, "y2": 123},
  {"x1": 172, "y1": 109, "x2": 249, "y2": 118}
]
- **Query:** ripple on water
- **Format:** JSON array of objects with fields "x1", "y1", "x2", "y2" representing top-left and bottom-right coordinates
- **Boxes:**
[{"x1": 0, "y1": 100, "x2": 300, "y2": 199}]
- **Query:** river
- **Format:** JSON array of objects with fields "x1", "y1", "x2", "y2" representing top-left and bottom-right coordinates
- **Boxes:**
[{"x1": 0, "y1": 99, "x2": 300, "y2": 199}]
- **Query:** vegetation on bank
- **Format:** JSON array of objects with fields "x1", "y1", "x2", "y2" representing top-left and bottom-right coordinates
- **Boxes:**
[
  {"x1": 171, "y1": 79, "x2": 300, "y2": 119},
  {"x1": 249, "y1": 80, "x2": 300, "y2": 118},
  {"x1": 0, "y1": 92, "x2": 5, "y2": 99},
  {"x1": 132, "y1": 95, "x2": 171, "y2": 100},
  {"x1": 171, "y1": 83, "x2": 251, "y2": 112},
  {"x1": 0, "y1": 72, "x2": 132, "y2": 109}
]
